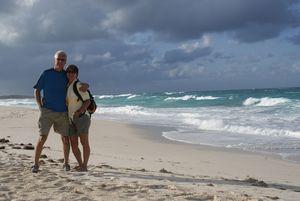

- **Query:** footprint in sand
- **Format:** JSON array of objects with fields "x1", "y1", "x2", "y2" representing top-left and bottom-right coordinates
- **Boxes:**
[{"x1": 42, "y1": 175, "x2": 61, "y2": 183}]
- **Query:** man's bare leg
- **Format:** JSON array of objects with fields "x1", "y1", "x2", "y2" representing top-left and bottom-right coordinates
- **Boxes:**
[
  {"x1": 61, "y1": 135, "x2": 70, "y2": 171},
  {"x1": 34, "y1": 135, "x2": 48, "y2": 165}
]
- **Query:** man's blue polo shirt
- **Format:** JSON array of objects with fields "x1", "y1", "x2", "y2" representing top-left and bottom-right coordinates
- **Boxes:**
[{"x1": 33, "y1": 68, "x2": 68, "y2": 112}]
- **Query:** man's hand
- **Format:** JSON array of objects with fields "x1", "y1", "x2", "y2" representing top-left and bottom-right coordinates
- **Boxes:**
[{"x1": 79, "y1": 83, "x2": 89, "y2": 92}]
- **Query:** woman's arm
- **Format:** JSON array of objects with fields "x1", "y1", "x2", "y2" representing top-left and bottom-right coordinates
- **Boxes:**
[{"x1": 73, "y1": 99, "x2": 91, "y2": 118}]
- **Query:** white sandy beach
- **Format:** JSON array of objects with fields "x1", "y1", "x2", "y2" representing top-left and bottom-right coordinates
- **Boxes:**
[{"x1": 1, "y1": 106, "x2": 300, "y2": 201}]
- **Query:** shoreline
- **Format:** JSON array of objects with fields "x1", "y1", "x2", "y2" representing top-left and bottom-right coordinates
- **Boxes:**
[
  {"x1": 4, "y1": 104, "x2": 300, "y2": 164},
  {"x1": 1, "y1": 106, "x2": 300, "y2": 200},
  {"x1": 125, "y1": 121, "x2": 296, "y2": 164},
  {"x1": 95, "y1": 113, "x2": 300, "y2": 165}
]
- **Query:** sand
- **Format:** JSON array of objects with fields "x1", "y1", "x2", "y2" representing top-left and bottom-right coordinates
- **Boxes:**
[{"x1": 0, "y1": 106, "x2": 300, "y2": 201}]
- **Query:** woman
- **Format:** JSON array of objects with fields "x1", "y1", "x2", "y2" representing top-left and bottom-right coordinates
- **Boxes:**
[{"x1": 66, "y1": 64, "x2": 91, "y2": 171}]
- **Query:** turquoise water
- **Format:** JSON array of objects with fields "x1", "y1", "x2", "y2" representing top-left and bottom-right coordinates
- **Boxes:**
[
  {"x1": 94, "y1": 87, "x2": 300, "y2": 162},
  {"x1": 2, "y1": 87, "x2": 300, "y2": 161},
  {"x1": 96, "y1": 88, "x2": 300, "y2": 108}
]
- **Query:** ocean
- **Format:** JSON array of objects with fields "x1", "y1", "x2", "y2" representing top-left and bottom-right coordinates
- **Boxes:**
[{"x1": 1, "y1": 87, "x2": 300, "y2": 162}]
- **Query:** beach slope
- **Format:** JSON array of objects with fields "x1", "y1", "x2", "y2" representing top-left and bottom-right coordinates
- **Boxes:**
[{"x1": 0, "y1": 106, "x2": 300, "y2": 200}]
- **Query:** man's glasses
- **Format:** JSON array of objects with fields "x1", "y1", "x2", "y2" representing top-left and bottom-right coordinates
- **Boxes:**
[{"x1": 56, "y1": 58, "x2": 66, "y2": 62}]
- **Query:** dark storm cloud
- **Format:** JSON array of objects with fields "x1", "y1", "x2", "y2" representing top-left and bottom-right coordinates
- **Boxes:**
[
  {"x1": 0, "y1": 0, "x2": 299, "y2": 95},
  {"x1": 13, "y1": 1, "x2": 109, "y2": 43},
  {"x1": 0, "y1": 1, "x2": 16, "y2": 13},
  {"x1": 67, "y1": 38, "x2": 153, "y2": 68},
  {"x1": 102, "y1": 0, "x2": 299, "y2": 42},
  {"x1": 233, "y1": 24, "x2": 283, "y2": 43},
  {"x1": 1, "y1": 0, "x2": 299, "y2": 45},
  {"x1": 288, "y1": 33, "x2": 300, "y2": 45}
]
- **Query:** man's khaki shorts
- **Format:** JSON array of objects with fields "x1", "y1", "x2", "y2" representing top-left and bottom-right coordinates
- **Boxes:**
[
  {"x1": 69, "y1": 114, "x2": 91, "y2": 136},
  {"x1": 38, "y1": 108, "x2": 69, "y2": 136}
]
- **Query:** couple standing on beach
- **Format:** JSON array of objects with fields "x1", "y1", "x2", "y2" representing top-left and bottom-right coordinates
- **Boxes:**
[{"x1": 31, "y1": 50, "x2": 92, "y2": 173}]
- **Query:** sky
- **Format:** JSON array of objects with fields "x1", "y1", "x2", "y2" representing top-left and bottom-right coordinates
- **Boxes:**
[{"x1": 0, "y1": 0, "x2": 300, "y2": 95}]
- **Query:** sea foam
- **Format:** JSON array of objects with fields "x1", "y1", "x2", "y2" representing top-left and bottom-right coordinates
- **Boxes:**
[
  {"x1": 243, "y1": 97, "x2": 290, "y2": 106},
  {"x1": 165, "y1": 95, "x2": 219, "y2": 101}
]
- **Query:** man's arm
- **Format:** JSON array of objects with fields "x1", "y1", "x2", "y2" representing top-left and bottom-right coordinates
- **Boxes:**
[
  {"x1": 79, "y1": 82, "x2": 89, "y2": 92},
  {"x1": 34, "y1": 89, "x2": 43, "y2": 109}
]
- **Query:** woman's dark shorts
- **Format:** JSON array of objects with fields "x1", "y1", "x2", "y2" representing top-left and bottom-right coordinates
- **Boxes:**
[{"x1": 69, "y1": 114, "x2": 91, "y2": 136}]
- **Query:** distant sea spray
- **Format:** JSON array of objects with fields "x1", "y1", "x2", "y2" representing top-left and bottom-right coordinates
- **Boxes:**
[{"x1": 0, "y1": 95, "x2": 35, "y2": 108}]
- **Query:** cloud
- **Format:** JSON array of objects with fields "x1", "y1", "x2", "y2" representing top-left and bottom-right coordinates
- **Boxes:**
[
  {"x1": 102, "y1": 0, "x2": 300, "y2": 42},
  {"x1": 288, "y1": 32, "x2": 300, "y2": 44},
  {"x1": 0, "y1": 1, "x2": 17, "y2": 13},
  {"x1": 0, "y1": 0, "x2": 110, "y2": 45},
  {"x1": 16, "y1": 0, "x2": 40, "y2": 7},
  {"x1": 213, "y1": 52, "x2": 233, "y2": 60},
  {"x1": 162, "y1": 36, "x2": 213, "y2": 63},
  {"x1": 0, "y1": 0, "x2": 299, "y2": 94},
  {"x1": 233, "y1": 24, "x2": 283, "y2": 43},
  {"x1": 0, "y1": 23, "x2": 20, "y2": 45},
  {"x1": 0, "y1": 0, "x2": 298, "y2": 46},
  {"x1": 291, "y1": 61, "x2": 300, "y2": 73},
  {"x1": 163, "y1": 46, "x2": 212, "y2": 64},
  {"x1": 167, "y1": 64, "x2": 205, "y2": 78}
]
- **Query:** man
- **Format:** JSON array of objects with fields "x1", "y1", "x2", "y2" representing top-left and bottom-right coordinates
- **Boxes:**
[{"x1": 31, "y1": 50, "x2": 86, "y2": 173}]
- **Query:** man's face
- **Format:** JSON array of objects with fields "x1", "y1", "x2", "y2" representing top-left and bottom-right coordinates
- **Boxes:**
[{"x1": 54, "y1": 54, "x2": 67, "y2": 71}]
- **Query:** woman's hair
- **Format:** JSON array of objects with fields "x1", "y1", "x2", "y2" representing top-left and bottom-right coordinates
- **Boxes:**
[{"x1": 66, "y1": 64, "x2": 79, "y2": 74}]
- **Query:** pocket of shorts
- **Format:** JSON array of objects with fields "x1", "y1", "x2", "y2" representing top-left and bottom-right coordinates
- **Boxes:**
[{"x1": 41, "y1": 107, "x2": 50, "y2": 114}]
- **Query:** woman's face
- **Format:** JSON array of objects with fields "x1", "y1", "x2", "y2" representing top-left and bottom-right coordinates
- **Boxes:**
[{"x1": 66, "y1": 68, "x2": 77, "y2": 82}]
